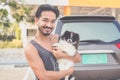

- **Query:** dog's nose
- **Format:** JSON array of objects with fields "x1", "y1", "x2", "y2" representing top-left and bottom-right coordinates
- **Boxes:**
[{"x1": 67, "y1": 39, "x2": 72, "y2": 43}]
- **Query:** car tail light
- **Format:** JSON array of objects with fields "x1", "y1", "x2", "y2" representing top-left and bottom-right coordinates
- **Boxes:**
[{"x1": 115, "y1": 43, "x2": 120, "y2": 49}]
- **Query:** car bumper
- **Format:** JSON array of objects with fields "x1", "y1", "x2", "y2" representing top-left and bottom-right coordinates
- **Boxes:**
[{"x1": 73, "y1": 65, "x2": 120, "y2": 80}]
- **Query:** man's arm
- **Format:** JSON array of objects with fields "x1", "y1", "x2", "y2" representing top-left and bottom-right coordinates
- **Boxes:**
[
  {"x1": 52, "y1": 46, "x2": 81, "y2": 63},
  {"x1": 24, "y1": 43, "x2": 74, "y2": 80},
  {"x1": 65, "y1": 53, "x2": 81, "y2": 63}
]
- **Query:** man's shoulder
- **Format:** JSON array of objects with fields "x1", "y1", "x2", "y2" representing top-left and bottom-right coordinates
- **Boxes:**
[
  {"x1": 50, "y1": 34, "x2": 59, "y2": 44},
  {"x1": 50, "y1": 34, "x2": 60, "y2": 39},
  {"x1": 24, "y1": 40, "x2": 36, "y2": 53},
  {"x1": 50, "y1": 34, "x2": 59, "y2": 37}
]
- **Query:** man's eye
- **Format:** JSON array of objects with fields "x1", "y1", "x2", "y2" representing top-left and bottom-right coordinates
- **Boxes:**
[
  {"x1": 51, "y1": 21, "x2": 55, "y2": 23},
  {"x1": 42, "y1": 20, "x2": 47, "y2": 22},
  {"x1": 42, "y1": 19, "x2": 56, "y2": 23}
]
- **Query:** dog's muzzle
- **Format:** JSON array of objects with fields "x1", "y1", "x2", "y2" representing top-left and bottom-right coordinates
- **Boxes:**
[{"x1": 67, "y1": 39, "x2": 73, "y2": 43}]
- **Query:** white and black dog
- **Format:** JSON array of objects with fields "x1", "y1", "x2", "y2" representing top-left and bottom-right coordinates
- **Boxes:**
[{"x1": 53, "y1": 30, "x2": 80, "y2": 80}]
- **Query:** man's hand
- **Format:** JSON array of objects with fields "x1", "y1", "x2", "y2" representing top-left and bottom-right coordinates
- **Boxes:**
[
  {"x1": 52, "y1": 46, "x2": 68, "y2": 59},
  {"x1": 66, "y1": 66, "x2": 74, "y2": 75}
]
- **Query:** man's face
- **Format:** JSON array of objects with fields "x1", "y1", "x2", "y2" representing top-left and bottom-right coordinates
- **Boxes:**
[{"x1": 35, "y1": 11, "x2": 56, "y2": 36}]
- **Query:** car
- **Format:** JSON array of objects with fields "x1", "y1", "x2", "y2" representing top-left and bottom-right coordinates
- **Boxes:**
[{"x1": 54, "y1": 15, "x2": 120, "y2": 80}]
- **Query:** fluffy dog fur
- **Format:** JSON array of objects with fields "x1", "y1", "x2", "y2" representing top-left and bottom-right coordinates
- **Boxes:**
[{"x1": 52, "y1": 31, "x2": 80, "y2": 80}]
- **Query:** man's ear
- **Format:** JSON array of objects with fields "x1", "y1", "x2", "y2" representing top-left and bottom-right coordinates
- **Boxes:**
[{"x1": 34, "y1": 17, "x2": 39, "y2": 25}]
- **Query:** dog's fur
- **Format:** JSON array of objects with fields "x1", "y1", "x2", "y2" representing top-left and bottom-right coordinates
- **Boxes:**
[{"x1": 52, "y1": 31, "x2": 80, "y2": 80}]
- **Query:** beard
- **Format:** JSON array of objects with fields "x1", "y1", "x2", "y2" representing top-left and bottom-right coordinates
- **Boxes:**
[{"x1": 38, "y1": 26, "x2": 53, "y2": 36}]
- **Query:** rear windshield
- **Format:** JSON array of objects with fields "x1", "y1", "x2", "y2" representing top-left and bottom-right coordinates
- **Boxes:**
[{"x1": 61, "y1": 22, "x2": 120, "y2": 42}]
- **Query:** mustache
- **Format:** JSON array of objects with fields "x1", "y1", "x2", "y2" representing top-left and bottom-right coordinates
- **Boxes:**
[{"x1": 43, "y1": 26, "x2": 53, "y2": 29}]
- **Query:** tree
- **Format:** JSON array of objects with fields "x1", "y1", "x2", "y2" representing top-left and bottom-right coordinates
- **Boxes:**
[
  {"x1": 0, "y1": 0, "x2": 33, "y2": 41},
  {"x1": 8, "y1": 1, "x2": 33, "y2": 23},
  {"x1": 0, "y1": 3, "x2": 12, "y2": 41}
]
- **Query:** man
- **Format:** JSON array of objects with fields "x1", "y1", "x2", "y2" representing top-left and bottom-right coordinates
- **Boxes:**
[{"x1": 24, "y1": 4, "x2": 80, "y2": 80}]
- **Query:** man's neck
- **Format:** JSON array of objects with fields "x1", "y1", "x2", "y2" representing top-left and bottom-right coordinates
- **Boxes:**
[{"x1": 35, "y1": 32, "x2": 50, "y2": 41}]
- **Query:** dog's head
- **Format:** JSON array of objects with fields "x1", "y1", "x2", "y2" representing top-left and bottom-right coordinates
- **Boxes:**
[{"x1": 61, "y1": 31, "x2": 80, "y2": 49}]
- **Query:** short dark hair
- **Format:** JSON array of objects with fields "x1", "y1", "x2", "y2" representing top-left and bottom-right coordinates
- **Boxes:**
[{"x1": 35, "y1": 4, "x2": 60, "y2": 18}]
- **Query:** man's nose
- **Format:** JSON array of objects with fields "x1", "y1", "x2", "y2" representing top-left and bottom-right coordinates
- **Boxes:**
[{"x1": 46, "y1": 22, "x2": 52, "y2": 27}]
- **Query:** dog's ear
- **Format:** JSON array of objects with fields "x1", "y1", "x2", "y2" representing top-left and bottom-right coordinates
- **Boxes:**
[
  {"x1": 64, "y1": 30, "x2": 70, "y2": 36},
  {"x1": 75, "y1": 33, "x2": 80, "y2": 49},
  {"x1": 75, "y1": 33, "x2": 80, "y2": 41},
  {"x1": 61, "y1": 30, "x2": 70, "y2": 40}
]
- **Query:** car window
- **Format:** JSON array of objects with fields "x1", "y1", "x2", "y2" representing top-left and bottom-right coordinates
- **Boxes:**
[{"x1": 61, "y1": 22, "x2": 120, "y2": 42}]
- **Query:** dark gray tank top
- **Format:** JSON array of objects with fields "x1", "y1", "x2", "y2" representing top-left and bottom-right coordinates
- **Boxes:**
[{"x1": 30, "y1": 40, "x2": 59, "y2": 80}]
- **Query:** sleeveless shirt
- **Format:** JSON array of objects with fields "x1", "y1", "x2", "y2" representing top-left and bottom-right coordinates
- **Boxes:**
[{"x1": 30, "y1": 40, "x2": 59, "y2": 80}]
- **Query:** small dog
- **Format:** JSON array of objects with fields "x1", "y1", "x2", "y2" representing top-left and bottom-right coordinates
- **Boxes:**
[{"x1": 52, "y1": 30, "x2": 80, "y2": 80}]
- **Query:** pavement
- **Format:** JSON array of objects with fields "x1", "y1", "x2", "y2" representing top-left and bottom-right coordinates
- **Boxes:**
[
  {"x1": 0, "y1": 48, "x2": 35, "y2": 80},
  {"x1": 0, "y1": 48, "x2": 27, "y2": 65}
]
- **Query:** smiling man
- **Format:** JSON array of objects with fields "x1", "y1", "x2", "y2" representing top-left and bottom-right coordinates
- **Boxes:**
[{"x1": 24, "y1": 4, "x2": 80, "y2": 80}]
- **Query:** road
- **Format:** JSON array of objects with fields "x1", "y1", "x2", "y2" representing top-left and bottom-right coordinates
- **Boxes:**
[{"x1": 0, "y1": 48, "x2": 34, "y2": 80}]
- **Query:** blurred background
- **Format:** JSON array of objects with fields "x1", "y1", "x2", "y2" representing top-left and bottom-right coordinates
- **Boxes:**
[{"x1": 0, "y1": 0, "x2": 120, "y2": 80}]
